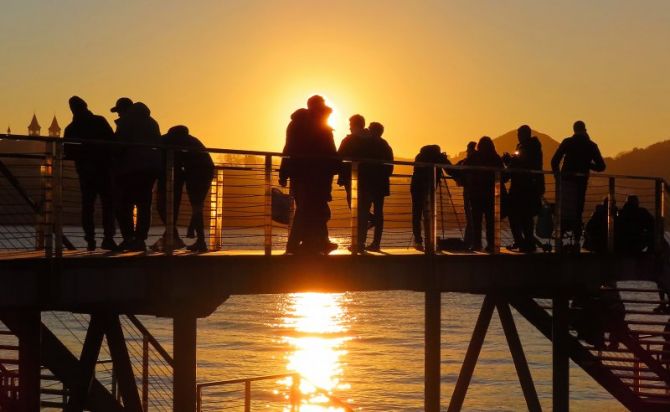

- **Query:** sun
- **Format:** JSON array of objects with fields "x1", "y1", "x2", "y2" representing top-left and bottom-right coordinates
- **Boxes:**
[{"x1": 322, "y1": 95, "x2": 340, "y2": 130}]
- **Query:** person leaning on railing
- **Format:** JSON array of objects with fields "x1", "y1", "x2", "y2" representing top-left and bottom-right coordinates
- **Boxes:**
[
  {"x1": 156, "y1": 125, "x2": 214, "y2": 252},
  {"x1": 551, "y1": 120, "x2": 606, "y2": 249}
]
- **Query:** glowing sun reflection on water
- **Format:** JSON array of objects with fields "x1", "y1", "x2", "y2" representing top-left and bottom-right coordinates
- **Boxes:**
[{"x1": 279, "y1": 293, "x2": 352, "y2": 411}]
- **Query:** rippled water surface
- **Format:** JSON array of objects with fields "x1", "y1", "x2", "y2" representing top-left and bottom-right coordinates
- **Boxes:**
[{"x1": 184, "y1": 291, "x2": 624, "y2": 411}]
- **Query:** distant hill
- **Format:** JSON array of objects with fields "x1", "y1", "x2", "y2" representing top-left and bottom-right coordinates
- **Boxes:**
[
  {"x1": 451, "y1": 129, "x2": 560, "y2": 170},
  {"x1": 605, "y1": 139, "x2": 670, "y2": 181}
]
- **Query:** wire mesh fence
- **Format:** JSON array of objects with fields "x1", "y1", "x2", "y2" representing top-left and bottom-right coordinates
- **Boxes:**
[{"x1": 0, "y1": 135, "x2": 667, "y2": 257}]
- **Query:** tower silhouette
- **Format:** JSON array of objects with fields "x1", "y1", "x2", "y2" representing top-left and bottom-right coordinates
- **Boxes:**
[
  {"x1": 48, "y1": 116, "x2": 61, "y2": 137},
  {"x1": 28, "y1": 114, "x2": 41, "y2": 136}
]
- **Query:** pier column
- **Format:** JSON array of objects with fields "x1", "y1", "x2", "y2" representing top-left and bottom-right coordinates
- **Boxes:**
[
  {"x1": 174, "y1": 315, "x2": 197, "y2": 412},
  {"x1": 552, "y1": 295, "x2": 569, "y2": 412},
  {"x1": 18, "y1": 310, "x2": 41, "y2": 412},
  {"x1": 424, "y1": 288, "x2": 441, "y2": 411}
]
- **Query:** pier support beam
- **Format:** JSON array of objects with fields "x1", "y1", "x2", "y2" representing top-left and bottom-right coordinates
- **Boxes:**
[
  {"x1": 552, "y1": 296, "x2": 569, "y2": 412},
  {"x1": 424, "y1": 288, "x2": 441, "y2": 412},
  {"x1": 174, "y1": 315, "x2": 197, "y2": 412},
  {"x1": 448, "y1": 296, "x2": 494, "y2": 412},
  {"x1": 18, "y1": 310, "x2": 41, "y2": 412}
]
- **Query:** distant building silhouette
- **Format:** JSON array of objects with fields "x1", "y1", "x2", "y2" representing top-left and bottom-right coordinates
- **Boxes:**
[
  {"x1": 6, "y1": 127, "x2": 10, "y2": 135},
  {"x1": 28, "y1": 114, "x2": 40, "y2": 136},
  {"x1": 48, "y1": 116, "x2": 61, "y2": 137}
]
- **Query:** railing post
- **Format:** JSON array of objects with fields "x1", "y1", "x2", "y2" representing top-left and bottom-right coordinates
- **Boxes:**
[
  {"x1": 264, "y1": 155, "x2": 273, "y2": 256},
  {"x1": 552, "y1": 294, "x2": 569, "y2": 412},
  {"x1": 244, "y1": 380, "x2": 251, "y2": 412},
  {"x1": 655, "y1": 179, "x2": 665, "y2": 252},
  {"x1": 607, "y1": 177, "x2": 616, "y2": 253},
  {"x1": 142, "y1": 335, "x2": 149, "y2": 411},
  {"x1": 350, "y1": 161, "x2": 359, "y2": 254},
  {"x1": 43, "y1": 145, "x2": 54, "y2": 258},
  {"x1": 52, "y1": 141, "x2": 63, "y2": 258},
  {"x1": 493, "y1": 170, "x2": 501, "y2": 254},
  {"x1": 423, "y1": 166, "x2": 437, "y2": 255},
  {"x1": 209, "y1": 168, "x2": 224, "y2": 251},
  {"x1": 165, "y1": 149, "x2": 175, "y2": 256},
  {"x1": 196, "y1": 386, "x2": 202, "y2": 412},
  {"x1": 554, "y1": 174, "x2": 563, "y2": 253}
]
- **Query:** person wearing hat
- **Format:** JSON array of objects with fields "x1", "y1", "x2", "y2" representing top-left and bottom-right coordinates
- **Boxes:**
[
  {"x1": 63, "y1": 96, "x2": 117, "y2": 251},
  {"x1": 279, "y1": 95, "x2": 340, "y2": 254}
]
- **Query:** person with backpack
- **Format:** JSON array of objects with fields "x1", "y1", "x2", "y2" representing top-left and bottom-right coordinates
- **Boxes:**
[{"x1": 410, "y1": 145, "x2": 450, "y2": 251}]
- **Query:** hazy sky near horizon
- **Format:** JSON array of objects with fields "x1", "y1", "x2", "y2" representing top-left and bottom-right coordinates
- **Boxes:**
[{"x1": 1, "y1": 0, "x2": 669, "y2": 158}]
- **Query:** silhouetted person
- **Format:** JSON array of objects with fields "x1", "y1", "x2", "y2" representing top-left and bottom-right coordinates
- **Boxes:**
[
  {"x1": 357, "y1": 122, "x2": 393, "y2": 252},
  {"x1": 551, "y1": 121, "x2": 606, "y2": 247},
  {"x1": 63, "y1": 96, "x2": 116, "y2": 251},
  {"x1": 337, "y1": 114, "x2": 367, "y2": 207},
  {"x1": 503, "y1": 125, "x2": 544, "y2": 253},
  {"x1": 464, "y1": 136, "x2": 503, "y2": 253},
  {"x1": 583, "y1": 198, "x2": 613, "y2": 253},
  {"x1": 279, "y1": 95, "x2": 340, "y2": 254},
  {"x1": 454, "y1": 142, "x2": 477, "y2": 248},
  {"x1": 113, "y1": 102, "x2": 162, "y2": 252},
  {"x1": 615, "y1": 195, "x2": 654, "y2": 254},
  {"x1": 167, "y1": 126, "x2": 214, "y2": 252},
  {"x1": 410, "y1": 145, "x2": 450, "y2": 251}
]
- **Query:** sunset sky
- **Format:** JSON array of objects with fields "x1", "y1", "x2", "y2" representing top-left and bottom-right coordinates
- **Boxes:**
[{"x1": 1, "y1": 0, "x2": 669, "y2": 158}]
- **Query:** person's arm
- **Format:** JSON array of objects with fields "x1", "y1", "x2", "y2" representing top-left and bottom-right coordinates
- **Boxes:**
[
  {"x1": 590, "y1": 143, "x2": 606, "y2": 172},
  {"x1": 62, "y1": 125, "x2": 79, "y2": 161},
  {"x1": 385, "y1": 143, "x2": 394, "y2": 177},
  {"x1": 551, "y1": 141, "x2": 566, "y2": 174}
]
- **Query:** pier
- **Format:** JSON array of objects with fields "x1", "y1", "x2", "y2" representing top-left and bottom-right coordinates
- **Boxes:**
[{"x1": 1, "y1": 135, "x2": 669, "y2": 411}]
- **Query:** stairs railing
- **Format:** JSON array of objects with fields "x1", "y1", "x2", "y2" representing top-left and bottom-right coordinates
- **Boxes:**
[{"x1": 196, "y1": 372, "x2": 354, "y2": 412}]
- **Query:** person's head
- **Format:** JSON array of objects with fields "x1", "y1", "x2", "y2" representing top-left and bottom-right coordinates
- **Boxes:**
[
  {"x1": 349, "y1": 114, "x2": 365, "y2": 135},
  {"x1": 68, "y1": 96, "x2": 88, "y2": 116},
  {"x1": 307, "y1": 95, "x2": 332, "y2": 119},
  {"x1": 477, "y1": 136, "x2": 495, "y2": 154},
  {"x1": 167, "y1": 125, "x2": 189, "y2": 137},
  {"x1": 573, "y1": 120, "x2": 587, "y2": 135},
  {"x1": 517, "y1": 125, "x2": 531, "y2": 143},
  {"x1": 466, "y1": 141, "x2": 477, "y2": 155},
  {"x1": 368, "y1": 122, "x2": 384, "y2": 138},
  {"x1": 130, "y1": 102, "x2": 151, "y2": 118},
  {"x1": 111, "y1": 97, "x2": 133, "y2": 117},
  {"x1": 625, "y1": 195, "x2": 640, "y2": 208}
]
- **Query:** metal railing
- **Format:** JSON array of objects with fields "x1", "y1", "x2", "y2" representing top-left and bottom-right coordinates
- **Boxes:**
[
  {"x1": 0, "y1": 134, "x2": 668, "y2": 257},
  {"x1": 196, "y1": 372, "x2": 354, "y2": 412}
]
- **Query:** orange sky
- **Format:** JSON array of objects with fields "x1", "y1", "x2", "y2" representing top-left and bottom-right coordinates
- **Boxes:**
[{"x1": 1, "y1": 1, "x2": 669, "y2": 158}]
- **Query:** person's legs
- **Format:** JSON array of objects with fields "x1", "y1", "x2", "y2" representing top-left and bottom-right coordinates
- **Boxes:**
[
  {"x1": 99, "y1": 173, "x2": 117, "y2": 246},
  {"x1": 114, "y1": 175, "x2": 135, "y2": 243},
  {"x1": 471, "y1": 198, "x2": 484, "y2": 250},
  {"x1": 483, "y1": 195, "x2": 495, "y2": 252},
  {"x1": 463, "y1": 190, "x2": 473, "y2": 248},
  {"x1": 287, "y1": 190, "x2": 307, "y2": 253},
  {"x1": 357, "y1": 191, "x2": 372, "y2": 251},
  {"x1": 574, "y1": 178, "x2": 588, "y2": 244},
  {"x1": 134, "y1": 173, "x2": 157, "y2": 243},
  {"x1": 411, "y1": 190, "x2": 425, "y2": 245},
  {"x1": 78, "y1": 175, "x2": 97, "y2": 246},
  {"x1": 185, "y1": 178, "x2": 209, "y2": 251},
  {"x1": 370, "y1": 196, "x2": 384, "y2": 248}
]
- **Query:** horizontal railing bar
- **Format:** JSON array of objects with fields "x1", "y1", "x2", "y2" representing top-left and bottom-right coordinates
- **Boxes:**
[
  {"x1": 3, "y1": 134, "x2": 667, "y2": 183},
  {"x1": 197, "y1": 372, "x2": 297, "y2": 388}
]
